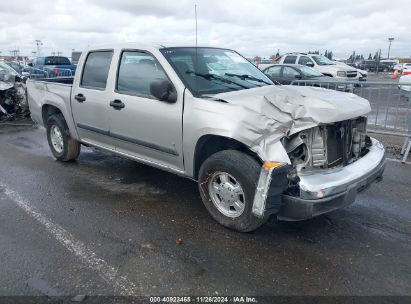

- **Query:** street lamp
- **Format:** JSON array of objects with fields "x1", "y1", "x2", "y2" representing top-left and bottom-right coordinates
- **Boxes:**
[{"x1": 388, "y1": 37, "x2": 394, "y2": 59}]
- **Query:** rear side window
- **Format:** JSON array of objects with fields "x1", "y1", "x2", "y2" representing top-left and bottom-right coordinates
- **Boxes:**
[
  {"x1": 283, "y1": 55, "x2": 297, "y2": 64},
  {"x1": 265, "y1": 66, "x2": 282, "y2": 77},
  {"x1": 116, "y1": 51, "x2": 168, "y2": 98},
  {"x1": 283, "y1": 67, "x2": 300, "y2": 78},
  {"x1": 81, "y1": 51, "x2": 113, "y2": 89}
]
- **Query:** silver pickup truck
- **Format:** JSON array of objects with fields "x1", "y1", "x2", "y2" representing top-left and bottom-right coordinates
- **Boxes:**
[{"x1": 27, "y1": 44, "x2": 385, "y2": 232}]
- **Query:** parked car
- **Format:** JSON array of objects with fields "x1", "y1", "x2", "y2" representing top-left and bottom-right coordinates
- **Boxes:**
[
  {"x1": 401, "y1": 63, "x2": 411, "y2": 76},
  {"x1": 277, "y1": 53, "x2": 358, "y2": 80},
  {"x1": 380, "y1": 59, "x2": 398, "y2": 72},
  {"x1": 26, "y1": 44, "x2": 385, "y2": 232},
  {"x1": 28, "y1": 56, "x2": 76, "y2": 77},
  {"x1": 262, "y1": 64, "x2": 353, "y2": 91},
  {"x1": 357, "y1": 60, "x2": 389, "y2": 72},
  {"x1": 399, "y1": 75, "x2": 411, "y2": 100}
]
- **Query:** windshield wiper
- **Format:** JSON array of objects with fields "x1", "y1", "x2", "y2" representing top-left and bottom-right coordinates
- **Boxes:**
[
  {"x1": 225, "y1": 73, "x2": 272, "y2": 85},
  {"x1": 187, "y1": 72, "x2": 249, "y2": 89}
]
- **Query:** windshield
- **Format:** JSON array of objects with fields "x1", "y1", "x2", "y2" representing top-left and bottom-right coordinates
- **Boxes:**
[
  {"x1": 160, "y1": 47, "x2": 273, "y2": 96},
  {"x1": 312, "y1": 55, "x2": 335, "y2": 66},
  {"x1": 299, "y1": 65, "x2": 323, "y2": 77}
]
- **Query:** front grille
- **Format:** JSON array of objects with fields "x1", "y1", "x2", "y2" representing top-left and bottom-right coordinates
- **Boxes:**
[
  {"x1": 326, "y1": 121, "x2": 353, "y2": 167},
  {"x1": 285, "y1": 117, "x2": 369, "y2": 172}
]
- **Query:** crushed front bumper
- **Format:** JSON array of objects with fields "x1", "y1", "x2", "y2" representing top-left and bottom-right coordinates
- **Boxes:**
[{"x1": 252, "y1": 138, "x2": 385, "y2": 220}]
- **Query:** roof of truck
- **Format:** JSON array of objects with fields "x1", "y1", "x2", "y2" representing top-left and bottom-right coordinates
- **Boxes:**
[{"x1": 83, "y1": 43, "x2": 233, "y2": 52}]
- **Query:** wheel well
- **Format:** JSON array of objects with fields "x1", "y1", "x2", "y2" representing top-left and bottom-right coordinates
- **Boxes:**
[
  {"x1": 42, "y1": 105, "x2": 62, "y2": 125},
  {"x1": 193, "y1": 135, "x2": 262, "y2": 179}
]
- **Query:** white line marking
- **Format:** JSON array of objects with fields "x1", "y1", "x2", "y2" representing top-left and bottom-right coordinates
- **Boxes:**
[
  {"x1": 0, "y1": 183, "x2": 140, "y2": 296},
  {"x1": 386, "y1": 157, "x2": 411, "y2": 165}
]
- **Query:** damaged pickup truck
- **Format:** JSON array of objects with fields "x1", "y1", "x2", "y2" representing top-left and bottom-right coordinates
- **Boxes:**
[{"x1": 26, "y1": 45, "x2": 385, "y2": 232}]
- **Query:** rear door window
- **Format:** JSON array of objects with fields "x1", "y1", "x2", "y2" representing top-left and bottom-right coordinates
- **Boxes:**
[
  {"x1": 283, "y1": 67, "x2": 300, "y2": 78},
  {"x1": 283, "y1": 55, "x2": 297, "y2": 64},
  {"x1": 265, "y1": 66, "x2": 282, "y2": 77},
  {"x1": 80, "y1": 51, "x2": 113, "y2": 90}
]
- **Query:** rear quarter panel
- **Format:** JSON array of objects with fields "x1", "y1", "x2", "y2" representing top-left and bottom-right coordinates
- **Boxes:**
[{"x1": 27, "y1": 80, "x2": 79, "y2": 139}]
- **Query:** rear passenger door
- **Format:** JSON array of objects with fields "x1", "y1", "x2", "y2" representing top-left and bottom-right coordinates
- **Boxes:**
[
  {"x1": 71, "y1": 50, "x2": 115, "y2": 149},
  {"x1": 108, "y1": 50, "x2": 184, "y2": 172}
]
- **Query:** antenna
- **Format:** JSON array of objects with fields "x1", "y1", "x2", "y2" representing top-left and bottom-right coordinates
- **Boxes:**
[
  {"x1": 194, "y1": 4, "x2": 199, "y2": 95},
  {"x1": 195, "y1": 4, "x2": 198, "y2": 48}
]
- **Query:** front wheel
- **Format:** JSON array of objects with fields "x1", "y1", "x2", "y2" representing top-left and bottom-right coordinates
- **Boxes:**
[
  {"x1": 46, "y1": 114, "x2": 81, "y2": 161},
  {"x1": 198, "y1": 150, "x2": 267, "y2": 232}
]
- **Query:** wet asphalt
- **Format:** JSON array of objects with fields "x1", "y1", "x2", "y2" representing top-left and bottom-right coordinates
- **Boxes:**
[{"x1": 0, "y1": 123, "x2": 410, "y2": 297}]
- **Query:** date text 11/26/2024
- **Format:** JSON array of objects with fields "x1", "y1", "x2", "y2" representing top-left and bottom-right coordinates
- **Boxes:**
[{"x1": 149, "y1": 296, "x2": 258, "y2": 303}]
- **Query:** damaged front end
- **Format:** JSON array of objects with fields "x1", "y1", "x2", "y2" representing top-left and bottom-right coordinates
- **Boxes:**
[
  {"x1": 252, "y1": 116, "x2": 385, "y2": 220},
  {"x1": 0, "y1": 62, "x2": 29, "y2": 122}
]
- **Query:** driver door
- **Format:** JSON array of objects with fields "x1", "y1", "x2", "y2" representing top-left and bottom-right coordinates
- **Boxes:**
[{"x1": 108, "y1": 50, "x2": 184, "y2": 172}]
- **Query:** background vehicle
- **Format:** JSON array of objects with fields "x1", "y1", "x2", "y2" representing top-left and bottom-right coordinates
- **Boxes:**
[
  {"x1": 394, "y1": 63, "x2": 403, "y2": 72},
  {"x1": 357, "y1": 60, "x2": 389, "y2": 72},
  {"x1": 26, "y1": 44, "x2": 385, "y2": 232},
  {"x1": 5, "y1": 61, "x2": 25, "y2": 74},
  {"x1": 262, "y1": 64, "x2": 353, "y2": 91},
  {"x1": 401, "y1": 63, "x2": 411, "y2": 76},
  {"x1": 333, "y1": 61, "x2": 367, "y2": 81},
  {"x1": 255, "y1": 59, "x2": 276, "y2": 70},
  {"x1": 277, "y1": 53, "x2": 358, "y2": 80},
  {"x1": 399, "y1": 74, "x2": 411, "y2": 100},
  {"x1": 28, "y1": 56, "x2": 76, "y2": 77},
  {"x1": 0, "y1": 62, "x2": 28, "y2": 121},
  {"x1": 380, "y1": 59, "x2": 398, "y2": 72}
]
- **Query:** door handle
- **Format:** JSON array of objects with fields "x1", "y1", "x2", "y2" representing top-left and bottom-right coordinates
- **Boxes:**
[
  {"x1": 110, "y1": 99, "x2": 125, "y2": 110},
  {"x1": 74, "y1": 94, "x2": 86, "y2": 102}
]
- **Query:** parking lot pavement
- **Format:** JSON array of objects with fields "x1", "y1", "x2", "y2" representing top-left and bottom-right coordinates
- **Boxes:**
[{"x1": 0, "y1": 124, "x2": 410, "y2": 296}]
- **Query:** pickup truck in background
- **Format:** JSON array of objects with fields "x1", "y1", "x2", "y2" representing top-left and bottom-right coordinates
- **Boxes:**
[
  {"x1": 26, "y1": 44, "x2": 385, "y2": 232},
  {"x1": 277, "y1": 53, "x2": 358, "y2": 80},
  {"x1": 28, "y1": 56, "x2": 77, "y2": 77}
]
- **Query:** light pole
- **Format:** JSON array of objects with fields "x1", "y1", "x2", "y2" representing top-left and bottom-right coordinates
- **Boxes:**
[{"x1": 388, "y1": 37, "x2": 394, "y2": 59}]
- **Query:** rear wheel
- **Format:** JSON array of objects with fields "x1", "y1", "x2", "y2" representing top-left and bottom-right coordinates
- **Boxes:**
[
  {"x1": 46, "y1": 114, "x2": 80, "y2": 161},
  {"x1": 198, "y1": 150, "x2": 267, "y2": 232}
]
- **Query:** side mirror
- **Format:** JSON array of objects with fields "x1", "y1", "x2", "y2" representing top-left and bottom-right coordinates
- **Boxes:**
[
  {"x1": 150, "y1": 79, "x2": 177, "y2": 103},
  {"x1": 28, "y1": 62, "x2": 33, "y2": 67},
  {"x1": 306, "y1": 62, "x2": 314, "y2": 67}
]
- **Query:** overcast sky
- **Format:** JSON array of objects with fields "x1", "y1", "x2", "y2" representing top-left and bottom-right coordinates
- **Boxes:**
[{"x1": 0, "y1": 0, "x2": 410, "y2": 59}]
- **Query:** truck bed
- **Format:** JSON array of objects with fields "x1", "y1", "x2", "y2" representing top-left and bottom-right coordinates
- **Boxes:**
[
  {"x1": 26, "y1": 78, "x2": 74, "y2": 130},
  {"x1": 35, "y1": 77, "x2": 74, "y2": 85}
]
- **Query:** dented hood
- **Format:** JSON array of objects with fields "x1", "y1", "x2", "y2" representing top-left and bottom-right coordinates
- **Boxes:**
[{"x1": 212, "y1": 84, "x2": 371, "y2": 136}]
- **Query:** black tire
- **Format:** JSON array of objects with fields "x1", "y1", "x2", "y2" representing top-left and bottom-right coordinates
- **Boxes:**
[
  {"x1": 198, "y1": 150, "x2": 267, "y2": 232},
  {"x1": 46, "y1": 114, "x2": 80, "y2": 161}
]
